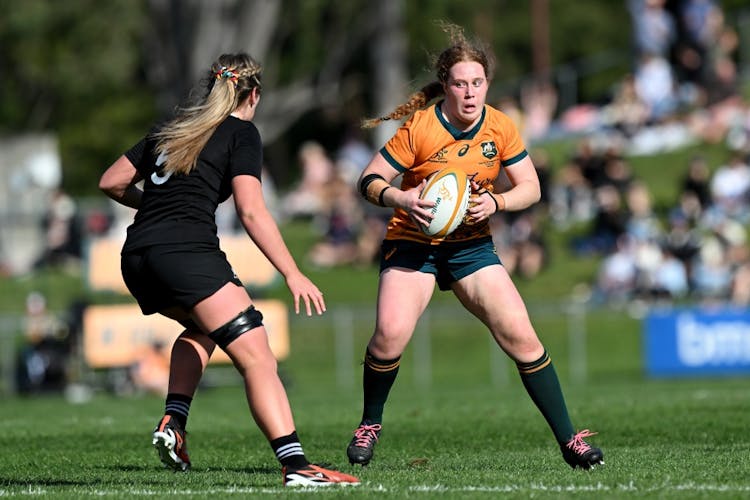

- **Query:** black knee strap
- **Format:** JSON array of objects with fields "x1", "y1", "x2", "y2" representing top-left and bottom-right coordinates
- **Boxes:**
[{"x1": 208, "y1": 306, "x2": 264, "y2": 350}]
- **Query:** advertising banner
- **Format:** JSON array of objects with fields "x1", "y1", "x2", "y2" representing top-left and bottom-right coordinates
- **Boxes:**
[{"x1": 645, "y1": 307, "x2": 750, "y2": 377}]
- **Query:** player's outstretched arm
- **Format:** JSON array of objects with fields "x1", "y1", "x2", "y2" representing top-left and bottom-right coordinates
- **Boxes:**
[{"x1": 232, "y1": 174, "x2": 325, "y2": 316}]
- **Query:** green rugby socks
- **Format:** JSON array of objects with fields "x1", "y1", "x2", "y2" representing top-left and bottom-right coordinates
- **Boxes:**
[
  {"x1": 361, "y1": 349, "x2": 401, "y2": 424},
  {"x1": 517, "y1": 350, "x2": 576, "y2": 443}
]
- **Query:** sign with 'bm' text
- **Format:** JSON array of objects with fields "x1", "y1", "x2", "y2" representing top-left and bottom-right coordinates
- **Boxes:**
[{"x1": 645, "y1": 308, "x2": 750, "y2": 377}]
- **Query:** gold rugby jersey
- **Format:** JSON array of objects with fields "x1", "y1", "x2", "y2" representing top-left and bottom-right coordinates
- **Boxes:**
[{"x1": 380, "y1": 101, "x2": 528, "y2": 244}]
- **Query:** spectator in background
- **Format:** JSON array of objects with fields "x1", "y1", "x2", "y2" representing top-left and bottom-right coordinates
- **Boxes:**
[
  {"x1": 594, "y1": 235, "x2": 638, "y2": 305},
  {"x1": 85, "y1": 208, "x2": 113, "y2": 237},
  {"x1": 601, "y1": 155, "x2": 635, "y2": 194},
  {"x1": 520, "y1": 80, "x2": 557, "y2": 143},
  {"x1": 603, "y1": 73, "x2": 651, "y2": 139},
  {"x1": 34, "y1": 189, "x2": 82, "y2": 270},
  {"x1": 632, "y1": 237, "x2": 664, "y2": 300},
  {"x1": 628, "y1": 0, "x2": 676, "y2": 59},
  {"x1": 15, "y1": 291, "x2": 69, "y2": 394},
  {"x1": 624, "y1": 181, "x2": 661, "y2": 243},
  {"x1": 650, "y1": 246, "x2": 689, "y2": 300},
  {"x1": 703, "y1": 47, "x2": 740, "y2": 107},
  {"x1": 709, "y1": 151, "x2": 750, "y2": 223},
  {"x1": 691, "y1": 209, "x2": 747, "y2": 302},
  {"x1": 531, "y1": 148, "x2": 553, "y2": 207},
  {"x1": 633, "y1": 52, "x2": 679, "y2": 123},
  {"x1": 571, "y1": 137, "x2": 607, "y2": 188},
  {"x1": 573, "y1": 184, "x2": 628, "y2": 255},
  {"x1": 549, "y1": 156, "x2": 595, "y2": 228},
  {"x1": 281, "y1": 141, "x2": 334, "y2": 220},
  {"x1": 680, "y1": 1, "x2": 737, "y2": 105},
  {"x1": 673, "y1": 0, "x2": 719, "y2": 87},
  {"x1": 332, "y1": 129, "x2": 388, "y2": 266},
  {"x1": 711, "y1": 214, "x2": 749, "y2": 270},
  {"x1": 496, "y1": 96, "x2": 524, "y2": 132},
  {"x1": 336, "y1": 125, "x2": 373, "y2": 185},
  {"x1": 680, "y1": 155, "x2": 712, "y2": 210},
  {"x1": 691, "y1": 236, "x2": 733, "y2": 301},
  {"x1": 673, "y1": 189, "x2": 704, "y2": 227},
  {"x1": 494, "y1": 209, "x2": 548, "y2": 279},
  {"x1": 306, "y1": 165, "x2": 364, "y2": 268},
  {"x1": 661, "y1": 207, "x2": 701, "y2": 280}
]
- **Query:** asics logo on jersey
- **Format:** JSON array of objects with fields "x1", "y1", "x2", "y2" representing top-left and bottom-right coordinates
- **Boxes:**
[
  {"x1": 457, "y1": 144, "x2": 469, "y2": 157},
  {"x1": 151, "y1": 151, "x2": 173, "y2": 185}
]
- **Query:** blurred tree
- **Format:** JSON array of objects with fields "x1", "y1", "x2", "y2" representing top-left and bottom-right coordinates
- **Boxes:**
[
  {"x1": 0, "y1": 0, "x2": 154, "y2": 195},
  {"x1": 144, "y1": 0, "x2": 381, "y2": 142}
]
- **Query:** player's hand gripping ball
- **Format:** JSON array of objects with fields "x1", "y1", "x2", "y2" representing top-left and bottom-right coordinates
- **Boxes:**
[{"x1": 418, "y1": 167, "x2": 471, "y2": 237}]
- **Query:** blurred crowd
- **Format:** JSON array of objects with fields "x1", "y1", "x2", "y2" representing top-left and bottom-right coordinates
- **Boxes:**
[
  {"x1": 488, "y1": 0, "x2": 750, "y2": 309},
  {"x1": 553, "y1": 139, "x2": 750, "y2": 308}
]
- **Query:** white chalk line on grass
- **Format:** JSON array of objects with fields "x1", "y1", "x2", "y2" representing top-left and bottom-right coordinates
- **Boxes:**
[
  {"x1": 3, "y1": 482, "x2": 750, "y2": 496},
  {"x1": 412, "y1": 482, "x2": 750, "y2": 494}
]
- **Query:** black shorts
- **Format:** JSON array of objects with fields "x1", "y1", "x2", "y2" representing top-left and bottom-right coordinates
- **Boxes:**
[
  {"x1": 121, "y1": 243, "x2": 243, "y2": 315},
  {"x1": 379, "y1": 236, "x2": 501, "y2": 291}
]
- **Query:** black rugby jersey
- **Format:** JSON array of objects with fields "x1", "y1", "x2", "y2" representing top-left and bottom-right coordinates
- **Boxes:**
[{"x1": 122, "y1": 115, "x2": 263, "y2": 251}]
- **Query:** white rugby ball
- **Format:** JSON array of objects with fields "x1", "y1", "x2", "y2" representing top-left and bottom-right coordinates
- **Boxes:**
[{"x1": 418, "y1": 167, "x2": 471, "y2": 237}]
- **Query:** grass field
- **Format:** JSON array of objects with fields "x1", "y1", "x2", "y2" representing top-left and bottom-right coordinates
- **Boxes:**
[
  {"x1": 1, "y1": 371, "x2": 748, "y2": 497},
  {"x1": 1, "y1": 304, "x2": 749, "y2": 498}
]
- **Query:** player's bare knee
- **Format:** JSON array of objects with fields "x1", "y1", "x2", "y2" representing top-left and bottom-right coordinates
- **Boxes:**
[{"x1": 208, "y1": 305, "x2": 264, "y2": 350}]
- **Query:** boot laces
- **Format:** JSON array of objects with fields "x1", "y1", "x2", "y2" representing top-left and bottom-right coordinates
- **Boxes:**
[
  {"x1": 353, "y1": 423, "x2": 381, "y2": 447},
  {"x1": 566, "y1": 429, "x2": 597, "y2": 455}
]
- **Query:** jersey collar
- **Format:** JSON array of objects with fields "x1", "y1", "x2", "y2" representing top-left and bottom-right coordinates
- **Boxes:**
[{"x1": 435, "y1": 101, "x2": 485, "y2": 141}]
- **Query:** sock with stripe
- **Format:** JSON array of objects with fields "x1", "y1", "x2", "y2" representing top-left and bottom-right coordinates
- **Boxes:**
[
  {"x1": 516, "y1": 349, "x2": 576, "y2": 443},
  {"x1": 361, "y1": 348, "x2": 401, "y2": 425},
  {"x1": 164, "y1": 393, "x2": 192, "y2": 429},
  {"x1": 270, "y1": 431, "x2": 309, "y2": 469}
]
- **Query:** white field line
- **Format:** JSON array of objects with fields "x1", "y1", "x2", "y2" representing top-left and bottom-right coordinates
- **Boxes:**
[{"x1": 3, "y1": 482, "x2": 750, "y2": 496}]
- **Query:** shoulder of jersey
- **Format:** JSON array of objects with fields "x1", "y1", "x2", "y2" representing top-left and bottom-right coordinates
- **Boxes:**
[{"x1": 418, "y1": 167, "x2": 471, "y2": 238}]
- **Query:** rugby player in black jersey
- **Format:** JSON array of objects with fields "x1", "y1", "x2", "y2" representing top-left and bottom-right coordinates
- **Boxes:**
[{"x1": 99, "y1": 53, "x2": 358, "y2": 487}]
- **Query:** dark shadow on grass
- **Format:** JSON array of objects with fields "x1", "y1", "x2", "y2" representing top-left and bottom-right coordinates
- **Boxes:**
[
  {"x1": 105, "y1": 464, "x2": 280, "y2": 475},
  {"x1": 0, "y1": 478, "x2": 89, "y2": 487},
  {"x1": 187, "y1": 466, "x2": 280, "y2": 475}
]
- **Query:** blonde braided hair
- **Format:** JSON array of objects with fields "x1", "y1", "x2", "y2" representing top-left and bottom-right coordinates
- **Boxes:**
[{"x1": 153, "y1": 53, "x2": 263, "y2": 175}]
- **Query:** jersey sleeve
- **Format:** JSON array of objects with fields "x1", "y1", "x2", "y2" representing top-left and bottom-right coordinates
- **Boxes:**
[
  {"x1": 498, "y1": 113, "x2": 527, "y2": 167},
  {"x1": 124, "y1": 137, "x2": 146, "y2": 167},
  {"x1": 124, "y1": 125, "x2": 162, "y2": 176},
  {"x1": 123, "y1": 134, "x2": 160, "y2": 177},
  {"x1": 229, "y1": 123, "x2": 263, "y2": 180},
  {"x1": 380, "y1": 116, "x2": 417, "y2": 173}
]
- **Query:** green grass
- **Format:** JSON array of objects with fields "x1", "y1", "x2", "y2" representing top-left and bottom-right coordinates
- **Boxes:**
[
  {"x1": 2, "y1": 304, "x2": 749, "y2": 498},
  {"x1": 1, "y1": 369, "x2": 748, "y2": 497}
]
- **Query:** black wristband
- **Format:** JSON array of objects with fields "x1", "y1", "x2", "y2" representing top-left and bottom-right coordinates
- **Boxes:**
[
  {"x1": 378, "y1": 186, "x2": 391, "y2": 207},
  {"x1": 359, "y1": 173, "x2": 386, "y2": 198},
  {"x1": 481, "y1": 190, "x2": 499, "y2": 213}
]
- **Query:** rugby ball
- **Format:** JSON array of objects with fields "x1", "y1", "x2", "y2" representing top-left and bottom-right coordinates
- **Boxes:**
[{"x1": 418, "y1": 167, "x2": 471, "y2": 237}]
